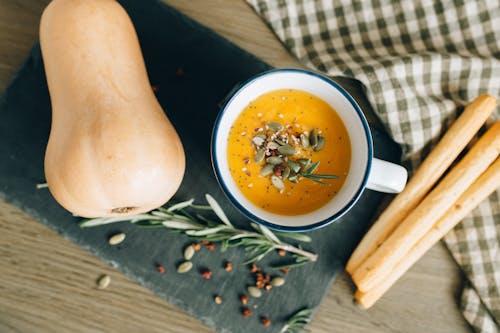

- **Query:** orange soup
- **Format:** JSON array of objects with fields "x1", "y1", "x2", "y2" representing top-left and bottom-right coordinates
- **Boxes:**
[{"x1": 227, "y1": 89, "x2": 351, "y2": 215}]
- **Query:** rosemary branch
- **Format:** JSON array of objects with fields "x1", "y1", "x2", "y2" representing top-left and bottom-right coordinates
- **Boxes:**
[{"x1": 80, "y1": 194, "x2": 318, "y2": 266}]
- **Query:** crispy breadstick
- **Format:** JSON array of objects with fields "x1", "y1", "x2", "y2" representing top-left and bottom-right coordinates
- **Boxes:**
[
  {"x1": 355, "y1": 157, "x2": 500, "y2": 309},
  {"x1": 352, "y1": 121, "x2": 500, "y2": 292},
  {"x1": 346, "y1": 94, "x2": 497, "y2": 274}
]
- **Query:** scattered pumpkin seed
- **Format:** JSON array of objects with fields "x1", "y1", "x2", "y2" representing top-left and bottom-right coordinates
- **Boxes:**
[
  {"x1": 309, "y1": 128, "x2": 318, "y2": 147},
  {"x1": 108, "y1": 232, "x2": 126, "y2": 245},
  {"x1": 266, "y1": 156, "x2": 283, "y2": 165},
  {"x1": 300, "y1": 133, "x2": 310, "y2": 148},
  {"x1": 271, "y1": 175, "x2": 285, "y2": 191},
  {"x1": 260, "y1": 164, "x2": 274, "y2": 176},
  {"x1": 277, "y1": 144, "x2": 296, "y2": 156},
  {"x1": 267, "y1": 121, "x2": 283, "y2": 132},
  {"x1": 254, "y1": 149, "x2": 265, "y2": 163},
  {"x1": 97, "y1": 274, "x2": 111, "y2": 289},
  {"x1": 313, "y1": 135, "x2": 325, "y2": 151},
  {"x1": 270, "y1": 276, "x2": 285, "y2": 287},
  {"x1": 177, "y1": 261, "x2": 193, "y2": 273},
  {"x1": 282, "y1": 166, "x2": 291, "y2": 179},
  {"x1": 247, "y1": 286, "x2": 263, "y2": 298},
  {"x1": 184, "y1": 245, "x2": 195, "y2": 260}
]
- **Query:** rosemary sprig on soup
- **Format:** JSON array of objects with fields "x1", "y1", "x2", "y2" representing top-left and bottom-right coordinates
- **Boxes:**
[{"x1": 227, "y1": 89, "x2": 351, "y2": 215}]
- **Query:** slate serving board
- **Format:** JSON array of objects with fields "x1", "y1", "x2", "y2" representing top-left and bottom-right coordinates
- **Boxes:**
[{"x1": 0, "y1": 1, "x2": 402, "y2": 332}]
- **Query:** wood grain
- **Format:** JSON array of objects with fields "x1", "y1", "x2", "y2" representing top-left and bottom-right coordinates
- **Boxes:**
[{"x1": 0, "y1": 1, "x2": 471, "y2": 332}]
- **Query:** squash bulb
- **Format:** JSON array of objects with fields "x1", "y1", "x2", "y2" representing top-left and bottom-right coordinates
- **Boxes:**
[{"x1": 40, "y1": 0, "x2": 185, "y2": 217}]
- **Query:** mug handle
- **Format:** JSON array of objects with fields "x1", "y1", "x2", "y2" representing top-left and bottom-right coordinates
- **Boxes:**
[{"x1": 366, "y1": 158, "x2": 408, "y2": 193}]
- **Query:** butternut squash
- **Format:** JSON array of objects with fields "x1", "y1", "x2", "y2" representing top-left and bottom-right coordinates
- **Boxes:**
[{"x1": 40, "y1": 0, "x2": 185, "y2": 217}]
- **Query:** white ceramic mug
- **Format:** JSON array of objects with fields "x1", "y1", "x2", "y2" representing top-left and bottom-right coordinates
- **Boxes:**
[{"x1": 211, "y1": 69, "x2": 407, "y2": 232}]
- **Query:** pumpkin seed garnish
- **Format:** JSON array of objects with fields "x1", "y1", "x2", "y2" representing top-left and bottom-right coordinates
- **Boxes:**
[
  {"x1": 267, "y1": 141, "x2": 280, "y2": 150},
  {"x1": 282, "y1": 167, "x2": 291, "y2": 179},
  {"x1": 277, "y1": 144, "x2": 296, "y2": 156},
  {"x1": 271, "y1": 175, "x2": 285, "y2": 191},
  {"x1": 309, "y1": 128, "x2": 318, "y2": 147},
  {"x1": 267, "y1": 156, "x2": 283, "y2": 165},
  {"x1": 297, "y1": 158, "x2": 311, "y2": 167},
  {"x1": 275, "y1": 138, "x2": 287, "y2": 146},
  {"x1": 260, "y1": 164, "x2": 274, "y2": 176},
  {"x1": 313, "y1": 135, "x2": 325, "y2": 151},
  {"x1": 254, "y1": 149, "x2": 265, "y2": 163},
  {"x1": 252, "y1": 135, "x2": 266, "y2": 147},
  {"x1": 300, "y1": 133, "x2": 309, "y2": 148},
  {"x1": 287, "y1": 160, "x2": 301, "y2": 173},
  {"x1": 267, "y1": 121, "x2": 283, "y2": 132}
]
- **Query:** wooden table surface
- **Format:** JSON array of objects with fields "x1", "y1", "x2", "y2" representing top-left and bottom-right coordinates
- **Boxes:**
[{"x1": 0, "y1": 1, "x2": 471, "y2": 332}]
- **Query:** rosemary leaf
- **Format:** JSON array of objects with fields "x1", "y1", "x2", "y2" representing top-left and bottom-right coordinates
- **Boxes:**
[
  {"x1": 274, "y1": 232, "x2": 312, "y2": 243},
  {"x1": 303, "y1": 161, "x2": 319, "y2": 175},
  {"x1": 205, "y1": 194, "x2": 233, "y2": 227},
  {"x1": 257, "y1": 224, "x2": 282, "y2": 245},
  {"x1": 80, "y1": 214, "x2": 155, "y2": 228},
  {"x1": 162, "y1": 220, "x2": 204, "y2": 230},
  {"x1": 166, "y1": 199, "x2": 194, "y2": 212},
  {"x1": 308, "y1": 174, "x2": 339, "y2": 179},
  {"x1": 185, "y1": 225, "x2": 230, "y2": 236}
]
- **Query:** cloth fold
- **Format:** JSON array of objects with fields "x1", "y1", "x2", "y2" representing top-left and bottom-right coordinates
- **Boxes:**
[{"x1": 246, "y1": 1, "x2": 499, "y2": 332}]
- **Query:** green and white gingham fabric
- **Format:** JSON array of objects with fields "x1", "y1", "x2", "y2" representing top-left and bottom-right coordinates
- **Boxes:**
[{"x1": 246, "y1": 1, "x2": 500, "y2": 332}]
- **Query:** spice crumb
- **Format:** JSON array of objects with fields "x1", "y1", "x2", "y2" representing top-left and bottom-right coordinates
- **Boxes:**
[
  {"x1": 192, "y1": 243, "x2": 201, "y2": 251},
  {"x1": 247, "y1": 183, "x2": 254, "y2": 188},
  {"x1": 214, "y1": 295, "x2": 222, "y2": 304},
  {"x1": 242, "y1": 308, "x2": 252, "y2": 317},
  {"x1": 261, "y1": 316, "x2": 271, "y2": 327},
  {"x1": 156, "y1": 264, "x2": 165, "y2": 273},
  {"x1": 280, "y1": 267, "x2": 290, "y2": 275},
  {"x1": 225, "y1": 261, "x2": 233, "y2": 272},
  {"x1": 250, "y1": 263, "x2": 260, "y2": 273},
  {"x1": 240, "y1": 294, "x2": 248, "y2": 305},
  {"x1": 277, "y1": 249, "x2": 286, "y2": 256},
  {"x1": 201, "y1": 270, "x2": 212, "y2": 279}
]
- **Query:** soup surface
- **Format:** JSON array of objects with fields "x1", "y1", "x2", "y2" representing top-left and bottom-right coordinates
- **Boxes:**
[{"x1": 227, "y1": 89, "x2": 351, "y2": 215}]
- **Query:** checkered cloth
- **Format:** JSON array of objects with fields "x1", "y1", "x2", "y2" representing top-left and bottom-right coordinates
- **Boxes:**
[{"x1": 246, "y1": 1, "x2": 500, "y2": 332}]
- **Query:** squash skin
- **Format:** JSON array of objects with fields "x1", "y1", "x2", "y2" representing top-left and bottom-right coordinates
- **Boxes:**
[{"x1": 40, "y1": 0, "x2": 185, "y2": 217}]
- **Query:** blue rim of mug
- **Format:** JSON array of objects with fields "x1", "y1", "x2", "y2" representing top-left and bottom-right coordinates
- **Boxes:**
[{"x1": 211, "y1": 68, "x2": 373, "y2": 232}]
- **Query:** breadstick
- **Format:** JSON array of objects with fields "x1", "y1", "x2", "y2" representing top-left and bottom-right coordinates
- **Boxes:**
[
  {"x1": 355, "y1": 157, "x2": 500, "y2": 309},
  {"x1": 352, "y1": 121, "x2": 500, "y2": 292},
  {"x1": 346, "y1": 94, "x2": 497, "y2": 274}
]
